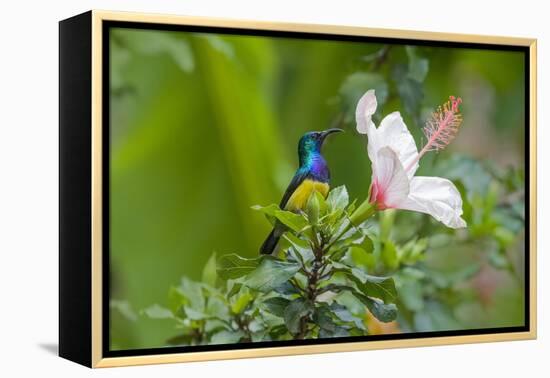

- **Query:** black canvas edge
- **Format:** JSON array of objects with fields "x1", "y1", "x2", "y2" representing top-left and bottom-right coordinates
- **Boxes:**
[{"x1": 59, "y1": 10, "x2": 93, "y2": 368}]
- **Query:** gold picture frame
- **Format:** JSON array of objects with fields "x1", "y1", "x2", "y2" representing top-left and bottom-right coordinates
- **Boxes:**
[{"x1": 59, "y1": 9, "x2": 537, "y2": 368}]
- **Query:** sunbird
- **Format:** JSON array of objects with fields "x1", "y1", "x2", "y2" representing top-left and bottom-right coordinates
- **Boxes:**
[{"x1": 260, "y1": 128, "x2": 343, "y2": 254}]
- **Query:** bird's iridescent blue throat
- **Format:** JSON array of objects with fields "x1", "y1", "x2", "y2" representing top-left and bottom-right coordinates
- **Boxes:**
[{"x1": 297, "y1": 128, "x2": 343, "y2": 182}]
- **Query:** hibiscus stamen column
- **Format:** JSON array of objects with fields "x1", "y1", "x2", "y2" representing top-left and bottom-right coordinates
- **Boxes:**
[{"x1": 404, "y1": 96, "x2": 463, "y2": 173}]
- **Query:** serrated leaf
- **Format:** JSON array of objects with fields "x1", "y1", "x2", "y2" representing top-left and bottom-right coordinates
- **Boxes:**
[
  {"x1": 251, "y1": 203, "x2": 280, "y2": 217},
  {"x1": 184, "y1": 307, "x2": 208, "y2": 320},
  {"x1": 245, "y1": 257, "x2": 301, "y2": 292},
  {"x1": 263, "y1": 297, "x2": 291, "y2": 317},
  {"x1": 351, "y1": 268, "x2": 397, "y2": 303},
  {"x1": 201, "y1": 252, "x2": 217, "y2": 287},
  {"x1": 284, "y1": 298, "x2": 313, "y2": 334},
  {"x1": 284, "y1": 232, "x2": 315, "y2": 263},
  {"x1": 167, "y1": 286, "x2": 185, "y2": 314},
  {"x1": 313, "y1": 305, "x2": 337, "y2": 332},
  {"x1": 205, "y1": 296, "x2": 229, "y2": 318},
  {"x1": 405, "y1": 46, "x2": 429, "y2": 82},
  {"x1": 231, "y1": 291, "x2": 254, "y2": 314},
  {"x1": 332, "y1": 261, "x2": 397, "y2": 303},
  {"x1": 210, "y1": 330, "x2": 245, "y2": 345},
  {"x1": 327, "y1": 186, "x2": 349, "y2": 213},
  {"x1": 180, "y1": 277, "x2": 205, "y2": 312},
  {"x1": 347, "y1": 245, "x2": 375, "y2": 270},
  {"x1": 217, "y1": 254, "x2": 261, "y2": 280},
  {"x1": 274, "y1": 210, "x2": 308, "y2": 232},
  {"x1": 142, "y1": 304, "x2": 174, "y2": 319},
  {"x1": 330, "y1": 302, "x2": 366, "y2": 330},
  {"x1": 306, "y1": 191, "x2": 320, "y2": 225},
  {"x1": 355, "y1": 294, "x2": 397, "y2": 322},
  {"x1": 273, "y1": 281, "x2": 301, "y2": 295}
]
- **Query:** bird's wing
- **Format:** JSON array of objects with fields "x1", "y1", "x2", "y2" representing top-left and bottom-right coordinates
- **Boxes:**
[{"x1": 279, "y1": 169, "x2": 310, "y2": 209}]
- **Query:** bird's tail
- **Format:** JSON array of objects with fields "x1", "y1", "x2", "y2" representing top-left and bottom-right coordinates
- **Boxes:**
[{"x1": 260, "y1": 227, "x2": 283, "y2": 255}]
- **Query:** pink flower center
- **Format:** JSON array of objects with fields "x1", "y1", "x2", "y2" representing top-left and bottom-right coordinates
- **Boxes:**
[{"x1": 369, "y1": 179, "x2": 390, "y2": 210}]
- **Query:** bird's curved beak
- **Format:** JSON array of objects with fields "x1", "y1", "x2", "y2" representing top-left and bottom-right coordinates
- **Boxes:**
[{"x1": 320, "y1": 128, "x2": 344, "y2": 141}]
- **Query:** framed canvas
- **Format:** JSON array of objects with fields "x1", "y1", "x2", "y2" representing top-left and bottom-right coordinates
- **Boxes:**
[{"x1": 59, "y1": 10, "x2": 537, "y2": 368}]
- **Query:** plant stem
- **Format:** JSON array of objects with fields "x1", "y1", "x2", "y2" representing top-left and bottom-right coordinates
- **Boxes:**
[{"x1": 295, "y1": 235, "x2": 329, "y2": 339}]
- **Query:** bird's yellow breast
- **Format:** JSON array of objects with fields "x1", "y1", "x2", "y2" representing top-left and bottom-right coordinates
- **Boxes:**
[{"x1": 285, "y1": 179, "x2": 329, "y2": 211}]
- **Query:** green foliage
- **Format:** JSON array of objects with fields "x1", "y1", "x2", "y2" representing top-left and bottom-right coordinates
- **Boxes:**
[
  {"x1": 385, "y1": 157, "x2": 526, "y2": 332},
  {"x1": 144, "y1": 186, "x2": 399, "y2": 343}
]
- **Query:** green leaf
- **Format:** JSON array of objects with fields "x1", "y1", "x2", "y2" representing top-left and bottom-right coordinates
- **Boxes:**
[
  {"x1": 355, "y1": 294, "x2": 397, "y2": 322},
  {"x1": 489, "y1": 249, "x2": 509, "y2": 269},
  {"x1": 167, "y1": 286, "x2": 186, "y2": 314},
  {"x1": 330, "y1": 302, "x2": 366, "y2": 330},
  {"x1": 211, "y1": 330, "x2": 245, "y2": 345},
  {"x1": 331, "y1": 261, "x2": 397, "y2": 303},
  {"x1": 226, "y1": 280, "x2": 243, "y2": 298},
  {"x1": 251, "y1": 203, "x2": 280, "y2": 226},
  {"x1": 274, "y1": 210, "x2": 308, "y2": 232},
  {"x1": 205, "y1": 296, "x2": 229, "y2": 318},
  {"x1": 314, "y1": 305, "x2": 351, "y2": 338},
  {"x1": 397, "y1": 279, "x2": 424, "y2": 312},
  {"x1": 393, "y1": 64, "x2": 423, "y2": 116},
  {"x1": 315, "y1": 191, "x2": 328, "y2": 214},
  {"x1": 381, "y1": 240, "x2": 398, "y2": 270},
  {"x1": 197, "y1": 34, "x2": 235, "y2": 59},
  {"x1": 306, "y1": 191, "x2": 320, "y2": 225},
  {"x1": 347, "y1": 245, "x2": 375, "y2": 270},
  {"x1": 183, "y1": 307, "x2": 208, "y2": 320},
  {"x1": 217, "y1": 254, "x2": 261, "y2": 280},
  {"x1": 142, "y1": 304, "x2": 174, "y2": 319},
  {"x1": 405, "y1": 46, "x2": 429, "y2": 82},
  {"x1": 313, "y1": 305, "x2": 337, "y2": 332},
  {"x1": 284, "y1": 232, "x2": 314, "y2": 263},
  {"x1": 284, "y1": 298, "x2": 313, "y2": 334},
  {"x1": 110, "y1": 299, "x2": 138, "y2": 322},
  {"x1": 327, "y1": 186, "x2": 349, "y2": 213},
  {"x1": 319, "y1": 326, "x2": 350, "y2": 338},
  {"x1": 201, "y1": 252, "x2": 217, "y2": 286},
  {"x1": 273, "y1": 281, "x2": 301, "y2": 296},
  {"x1": 351, "y1": 269, "x2": 397, "y2": 303},
  {"x1": 251, "y1": 203, "x2": 280, "y2": 217},
  {"x1": 166, "y1": 334, "x2": 194, "y2": 346},
  {"x1": 180, "y1": 277, "x2": 205, "y2": 312},
  {"x1": 245, "y1": 257, "x2": 301, "y2": 292},
  {"x1": 231, "y1": 291, "x2": 254, "y2": 314},
  {"x1": 263, "y1": 297, "x2": 291, "y2": 317}
]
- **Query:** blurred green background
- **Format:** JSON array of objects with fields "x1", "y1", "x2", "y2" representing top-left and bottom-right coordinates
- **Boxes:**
[{"x1": 108, "y1": 27, "x2": 526, "y2": 350}]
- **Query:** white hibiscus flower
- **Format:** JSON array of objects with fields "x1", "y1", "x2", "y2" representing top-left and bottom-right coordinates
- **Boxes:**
[{"x1": 355, "y1": 89, "x2": 466, "y2": 229}]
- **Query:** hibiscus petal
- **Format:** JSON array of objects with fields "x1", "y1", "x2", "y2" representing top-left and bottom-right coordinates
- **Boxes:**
[
  {"x1": 372, "y1": 147, "x2": 410, "y2": 208},
  {"x1": 355, "y1": 89, "x2": 377, "y2": 135},
  {"x1": 399, "y1": 176, "x2": 467, "y2": 229},
  {"x1": 376, "y1": 112, "x2": 419, "y2": 178}
]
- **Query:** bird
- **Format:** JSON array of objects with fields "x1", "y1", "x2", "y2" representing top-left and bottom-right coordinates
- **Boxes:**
[{"x1": 260, "y1": 128, "x2": 343, "y2": 254}]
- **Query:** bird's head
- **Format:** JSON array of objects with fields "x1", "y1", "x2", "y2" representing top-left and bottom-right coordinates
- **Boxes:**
[{"x1": 298, "y1": 128, "x2": 344, "y2": 156}]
